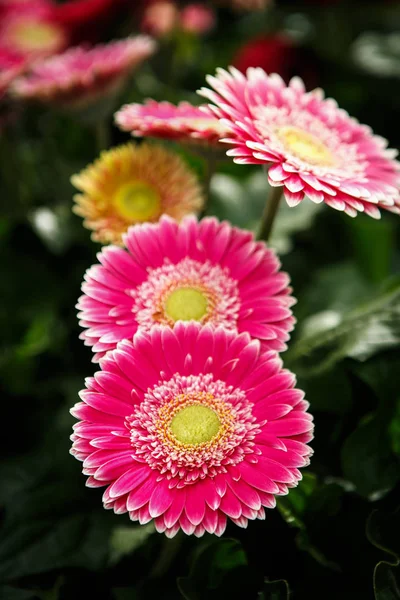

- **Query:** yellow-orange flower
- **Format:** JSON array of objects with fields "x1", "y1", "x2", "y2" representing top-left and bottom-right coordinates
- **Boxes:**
[{"x1": 71, "y1": 143, "x2": 204, "y2": 244}]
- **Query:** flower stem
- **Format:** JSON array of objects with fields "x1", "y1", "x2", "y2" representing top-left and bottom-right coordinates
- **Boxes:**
[
  {"x1": 94, "y1": 120, "x2": 110, "y2": 153},
  {"x1": 149, "y1": 531, "x2": 184, "y2": 578},
  {"x1": 258, "y1": 185, "x2": 283, "y2": 242},
  {"x1": 200, "y1": 155, "x2": 216, "y2": 217}
]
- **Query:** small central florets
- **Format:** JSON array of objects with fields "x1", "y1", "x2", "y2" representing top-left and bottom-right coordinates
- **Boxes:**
[
  {"x1": 277, "y1": 126, "x2": 334, "y2": 166},
  {"x1": 164, "y1": 288, "x2": 208, "y2": 322},
  {"x1": 113, "y1": 180, "x2": 161, "y2": 222},
  {"x1": 127, "y1": 373, "x2": 260, "y2": 484},
  {"x1": 170, "y1": 404, "x2": 220, "y2": 444},
  {"x1": 132, "y1": 257, "x2": 240, "y2": 332}
]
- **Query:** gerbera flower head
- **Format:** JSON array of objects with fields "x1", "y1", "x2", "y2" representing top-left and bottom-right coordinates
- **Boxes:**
[
  {"x1": 70, "y1": 322, "x2": 313, "y2": 537},
  {"x1": 12, "y1": 36, "x2": 156, "y2": 109},
  {"x1": 77, "y1": 215, "x2": 295, "y2": 361},
  {"x1": 198, "y1": 67, "x2": 400, "y2": 218},
  {"x1": 71, "y1": 143, "x2": 204, "y2": 245},
  {"x1": 0, "y1": 4, "x2": 67, "y2": 61},
  {"x1": 115, "y1": 100, "x2": 228, "y2": 147}
]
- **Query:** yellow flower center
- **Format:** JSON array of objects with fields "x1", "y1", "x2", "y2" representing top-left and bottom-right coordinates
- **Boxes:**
[
  {"x1": 170, "y1": 404, "x2": 221, "y2": 445},
  {"x1": 164, "y1": 287, "x2": 208, "y2": 322},
  {"x1": 113, "y1": 181, "x2": 161, "y2": 222},
  {"x1": 277, "y1": 126, "x2": 334, "y2": 166},
  {"x1": 11, "y1": 22, "x2": 62, "y2": 52}
]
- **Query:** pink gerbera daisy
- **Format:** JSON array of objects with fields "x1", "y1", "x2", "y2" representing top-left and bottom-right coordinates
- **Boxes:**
[
  {"x1": 198, "y1": 67, "x2": 400, "y2": 218},
  {"x1": 77, "y1": 215, "x2": 295, "y2": 361},
  {"x1": 0, "y1": 4, "x2": 67, "y2": 62},
  {"x1": 12, "y1": 36, "x2": 156, "y2": 109},
  {"x1": 115, "y1": 100, "x2": 228, "y2": 147},
  {"x1": 70, "y1": 322, "x2": 313, "y2": 537}
]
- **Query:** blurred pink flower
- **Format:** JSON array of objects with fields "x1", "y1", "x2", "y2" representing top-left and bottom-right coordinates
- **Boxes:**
[
  {"x1": 115, "y1": 99, "x2": 228, "y2": 146},
  {"x1": 141, "y1": 1, "x2": 179, "y2": 37},
  {"x1": 0, "y1": 3, "x2": 67, "y2": 62},
  {"x1": 71, "y1": 322, "x2": 313, "y2": 537},
  {"x1": 180, "y1": 3, "x2": 215, "y2": 35},
  {"x1": 12, "y1": 36, "x2": 156, "y2": 109}
]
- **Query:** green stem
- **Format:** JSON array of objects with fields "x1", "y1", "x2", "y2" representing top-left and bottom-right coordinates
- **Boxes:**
[
  {"x1": 94, "y1": 120, "x2": 110, "y2": 153},
  {"x1": 149, "y1": 531, "x2": 184, "y2": 578},
  {"x1": 201, "y1": 155, "x2": 217, "y2": 217},
  {"x1": 258, "y1": 185, "x2": 283, "y2": 242}
]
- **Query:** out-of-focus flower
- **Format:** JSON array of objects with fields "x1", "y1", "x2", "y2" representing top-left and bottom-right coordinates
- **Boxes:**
[
  {"x1": 71, "y1": 321, "x2": 313, "y2": 537},
  {"x1": 77, "y1": 215, "x2": 295, "y2": 361},
  {"x1": 199, "y1": 67, "x2": 400, "y2": 218},
  {"x1": 141, "y1": 1, "x2": 179, "y2": 38},
  {"x1": 0, "y1": 47, "x2": 25, "y2": 97},
  {"x1": 352, "y1": 32, "x2": 400, "y2": 79},
  {"x1": 71, "y1": 144, "x2": 204, "y2": 245},
  {"x1": 115, "y1": 100, "x2": 228, "y2": 147},
  {"x1": 180, "y1": 4, "x2": 215, "y2": 35},
  {"x1": 0, "y1": 4, "x2": 67, "y2": 61},
  {"x1": 12, "y1": 36, "x2": 156, "y2": 109},
  {"x1": 233, "y1": 34, "x2": 295, "y2": 78}
]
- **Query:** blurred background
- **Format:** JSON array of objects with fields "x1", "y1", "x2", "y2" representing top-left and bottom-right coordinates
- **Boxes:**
[{"x1": 1, "y1": 0, "x2": 400, "y2": 598}]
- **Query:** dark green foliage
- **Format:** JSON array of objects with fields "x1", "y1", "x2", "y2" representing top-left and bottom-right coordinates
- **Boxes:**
[{"x1": 1, "y1": 1, "x2": 400, "y2": 599}]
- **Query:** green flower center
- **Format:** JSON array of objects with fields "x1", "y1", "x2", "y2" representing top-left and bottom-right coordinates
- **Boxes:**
[
  {"x1": 170, "y1": 404, "x2": 221, "y2": 445},
  {"x1": 164, "y1": 287, "x2": 208, "y2": 322},
  {"x1": 277, "y1": 125, "x2": 334, "y2": 166},
  {"x1": 113, "y1": 181, "x2": 161, "y2": 222}
]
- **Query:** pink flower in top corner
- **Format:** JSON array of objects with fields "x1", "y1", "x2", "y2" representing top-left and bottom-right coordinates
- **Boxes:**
[
  {"x1": 198, "y1": 67, "x2": 400, "y2": 219},
  {"x1": 141, "y1": 1, "x2": 179, "y2": 38},
  {"x1": 70, "y1": 322, "x2": 313, "y2": 537},
  {"x1": 180, "y1": 4, "x2": 216, "y2": 35},
  {"x1": 115, "y1": 100, "x2": 228, "y2": 146},
  {"x1": 11, "y1": 36, "x2": 157, "y2": 109},
  {"x1": 0, "y1": 2, "x2": 67, "y2": 62},
  {"x1": 77, "y1": 215, "x2": 296, "y2": 362}
]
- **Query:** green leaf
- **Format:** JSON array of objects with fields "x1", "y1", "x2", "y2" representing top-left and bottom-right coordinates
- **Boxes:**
[
  {"x1": 287, "y1": 279, "x2": 400, "y2": 376},
  {"x1": 258, "y1": 579, "x2": 290, "y2": 600},
  {"x1": 297, "y1": 367, "x2": 353, "y2": 414},
  {"x1": 348, "y1": 215, "x2": 395, "y2": 285},
  {"x1": 341, "y1": 413, "x2": 399, "y2": 500},
  {"x1": 277, "y1": 474, "x2": 342, "y2": 571},
  {"x1": 367, "y1": 509, "x2": 400, "y2": 600},
  {"x1": 109, "y1": 524, "x2": 155, "y2": 566},
  {"x1": 177, "y1": 539, "x2": 249, "y2": 600}
]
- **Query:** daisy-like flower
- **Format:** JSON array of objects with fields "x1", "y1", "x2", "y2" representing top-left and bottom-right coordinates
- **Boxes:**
[
  {"x1": 0, "y1": 4, "x2": 67, "y2": 62},
  {"x1": 115, "y1": 100, "x2": 228, "y2": 147},
  {"x1": 12, "y1": 36, "x2": 156, "y2": 109},
  {"x1": 198, "y1": 67, "x2": 400, "y2": 218},
  {"x1": 71, "y1": 143, "x2": 204, "y2": 245},
  {"x1": 70, "y1": 322, "x2": 313, "y2": 537},
  {"x1": 77, "y1": 215, "x2": 295, "y2": 361}
]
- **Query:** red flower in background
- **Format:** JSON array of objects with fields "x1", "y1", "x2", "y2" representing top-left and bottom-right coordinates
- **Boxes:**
[
  {"x1": 232, "y1": 34, "x2": 318, "y2": 88},
  {"x1": 233, "y1": 34, "x2": 295, "y2": 79}
]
